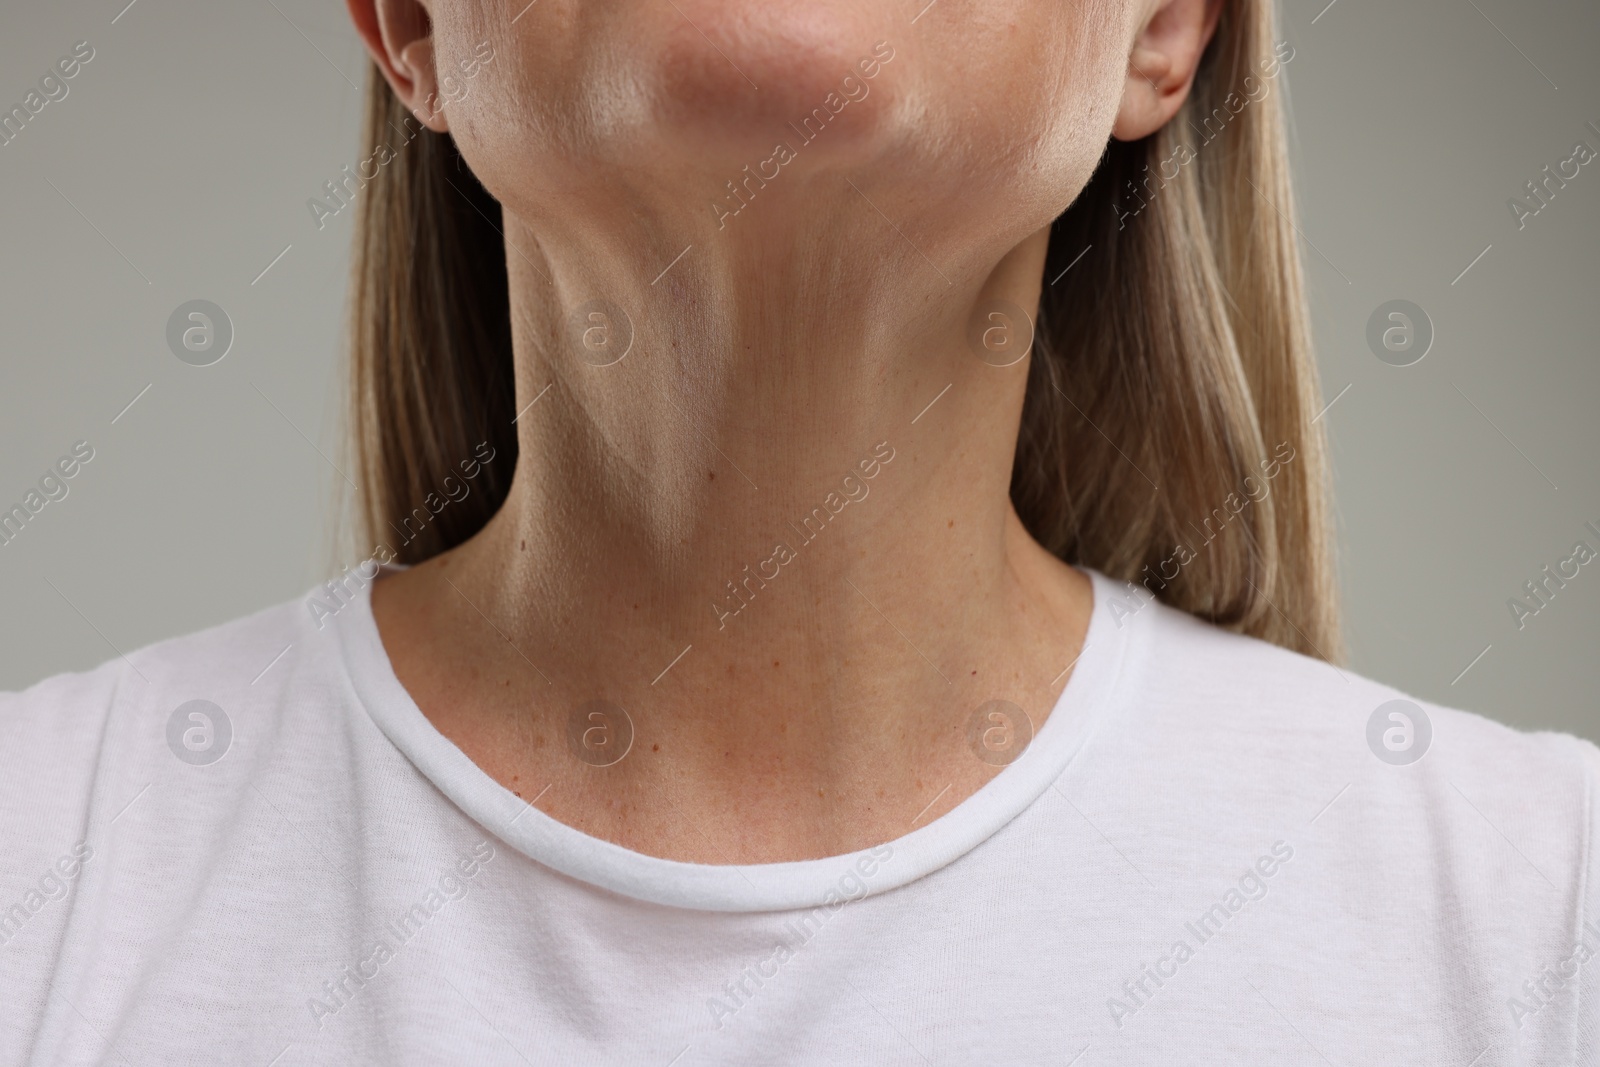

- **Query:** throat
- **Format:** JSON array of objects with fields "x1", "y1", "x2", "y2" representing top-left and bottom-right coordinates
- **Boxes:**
[{"x1": 368, "y1": 510, "x2": 1092, "y2": 864}]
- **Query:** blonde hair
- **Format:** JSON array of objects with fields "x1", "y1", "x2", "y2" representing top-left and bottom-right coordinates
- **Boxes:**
[
  {"x1": 1015, "y1": 0, "x2": 1341, "y2": 659},
  {"x1": 348, "y1": 0, "x2": 1342, "y2": 660}
]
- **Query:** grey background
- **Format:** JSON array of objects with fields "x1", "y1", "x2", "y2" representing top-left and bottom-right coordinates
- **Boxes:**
[{"x1": 1, "y1": 0, "x2": 1595, "y2": 737}]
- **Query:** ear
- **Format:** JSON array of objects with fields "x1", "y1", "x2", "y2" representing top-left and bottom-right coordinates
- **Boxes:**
[
  {"x1": 346, "y1": 0, "x2": 448, "y2": 132},
  {"x1": 1112, "y1": 0, "x2": 1223, "y2": 142}
]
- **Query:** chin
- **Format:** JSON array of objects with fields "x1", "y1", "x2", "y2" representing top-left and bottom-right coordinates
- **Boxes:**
[
  {"x1": 635, "y1": 4, "x2": 903, "y2": 170},
  {"x1": 441, "y1": 0, "x2": 1110, "y2": 244}
]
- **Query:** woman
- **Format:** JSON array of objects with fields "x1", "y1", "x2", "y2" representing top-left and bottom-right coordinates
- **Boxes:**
[{"x1": 3, "y1": 0, "x2": 1594, "y2": 1062}]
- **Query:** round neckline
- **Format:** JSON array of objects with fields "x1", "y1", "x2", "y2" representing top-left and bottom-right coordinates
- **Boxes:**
[{"x1": 335, "y1": 566, "x2": 1139, "y2": 913}]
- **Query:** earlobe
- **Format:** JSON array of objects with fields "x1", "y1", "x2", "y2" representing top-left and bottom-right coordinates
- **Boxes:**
[
  {"x1": 1129, "y1": 48, "x2": 1175, "y2": 88},
  {"x1": 345, "y1": 0, "x2": 447, "y2": 132},
  {"x1": 1111, "y1": 0, "x2": 1222, "y2": 143},
  {"x1": 398, "y1": 38, "x2": 449, "y2": 132}
]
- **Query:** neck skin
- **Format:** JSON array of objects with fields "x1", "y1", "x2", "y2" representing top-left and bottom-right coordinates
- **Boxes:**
[{"x1": 372, "y1": 193, "x2": 1093, "y2": 864}]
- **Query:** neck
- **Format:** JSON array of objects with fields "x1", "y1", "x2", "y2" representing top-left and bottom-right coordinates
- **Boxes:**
[{"x1": 376, "y1": 208, "x2": 1093, "y2": 860}]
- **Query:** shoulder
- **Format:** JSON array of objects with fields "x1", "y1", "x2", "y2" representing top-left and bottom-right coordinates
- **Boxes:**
[
  {"x1": 0, "y1": 591, "x2": 333, "y2": 837},
  {"x1": 0, "y1": 584, "x2": 401, "y2": 1058},
  {"x1": 1, "y1": 591, "x2": 321, "y2": 726},
  {"x1": 1114, "y1": 593, "x2": 1597, "y2": 797},
  {"x1": 1100, "y1": 595, "x2": 1598, "y2": 990},
  {"x1": 1060, "y1": 585, "x2": 1600, "y2": 1055}
]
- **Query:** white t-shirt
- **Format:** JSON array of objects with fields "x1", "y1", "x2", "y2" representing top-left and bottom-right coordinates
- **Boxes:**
[{"x1": 2, "y1": 568, "x2": 1596, "y2": 1066}]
